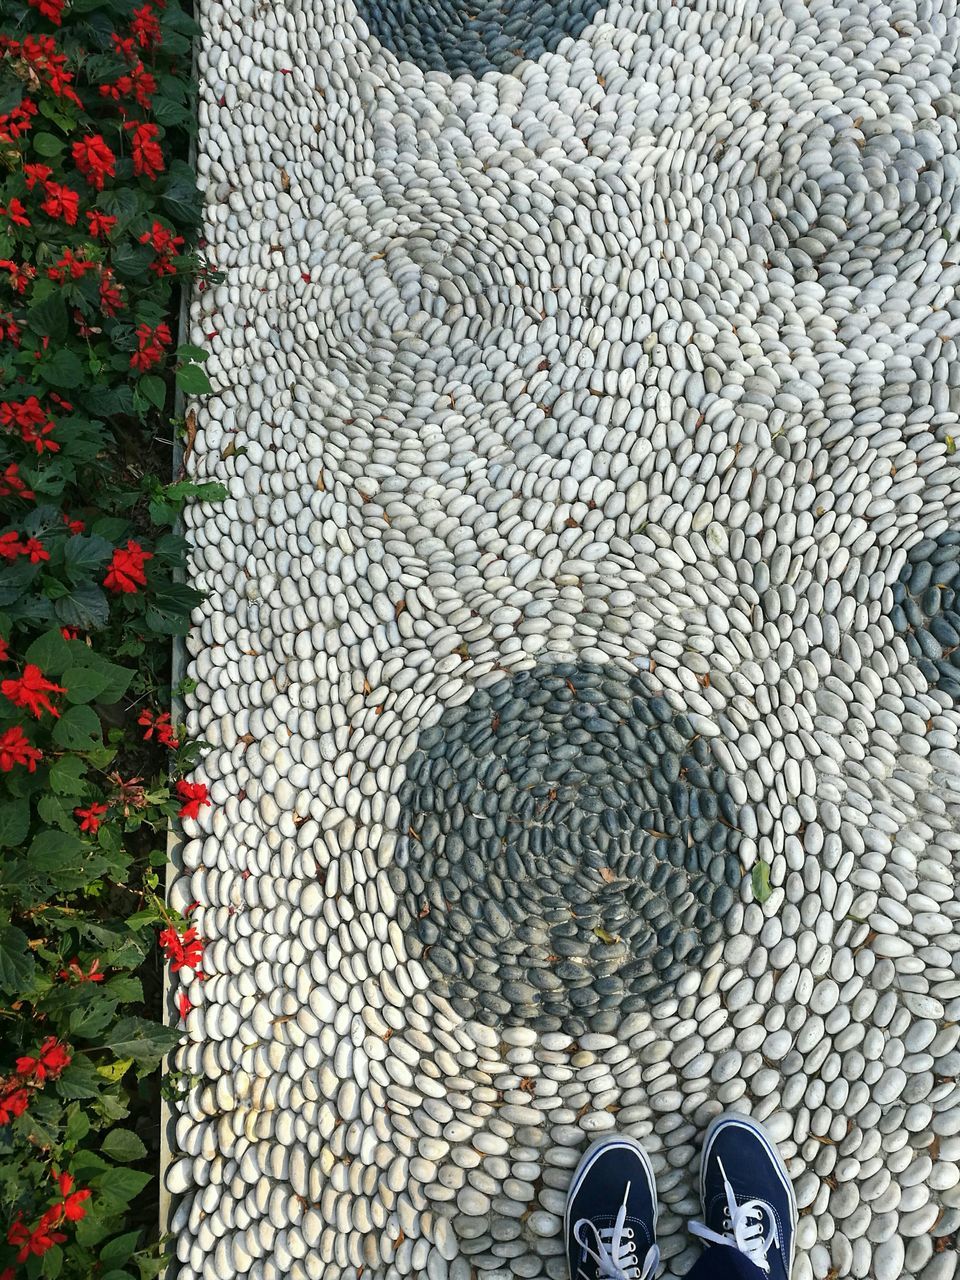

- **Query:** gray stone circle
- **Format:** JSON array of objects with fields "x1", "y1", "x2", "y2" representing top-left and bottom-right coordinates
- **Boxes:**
[{"x1": 391, "y1": 661, "x2": 743, "y2": 1033}]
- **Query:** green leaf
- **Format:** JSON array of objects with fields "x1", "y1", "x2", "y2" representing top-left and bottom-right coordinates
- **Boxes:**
[
  {"x1": 25, "y1": 626, "x2": 73, "y2": 674},
  {"x1": 144, "y1": 580, "x2": 202, "y2": 635},
  {"x1": 175, "y1": 363, "x2": 211, "y2": 396},
  {"x1": 138, "y1": 374, "x2": 166, "y2": 410},
  {"x1": 28, "y1": 291, "x2": 69, "y2": 346},
  {"x1": 175, "y1": 344, "x2": 208, "y2": 363},
  {"x1": 41, "y1": 347, "x2": 85, "y2": 389},
  {"x1": 95, "y1": 1167, "x2": 152, "y2": 1208},
  {"x1": 161, "y1": 159, "x2": 202, "y2": 223},
  {"x1": 752, "y1": 860, "x2": 773, "y2": 904},
  {"x1": 0, "y1": 925, "x2": 36, "y2": 994},
  {"x1": 26, "y1": 827, "x2": 84, "y2": 871},
  {"x1": 55, "y1": 584, "x2": 110, "y2": 631},
  {"x1": 101, "y1": 1129, "x2": 148, "y2": 1163},
  {"x1": 52, "y1": 704, "x2": 103, "y2": 750},
  {"x1": 33, "y1": 131, "x2": 66, "y2": 156},
  {"x1": 64, "y1": 534, "x2": 113, "y2": 577},
  {"x1": 0, "y1": 798, "x2": 30, "y2": 848},
  {"x1": 62, "y1": 664, "x2": 115, "y2": 705},
  {"x1": 49, "y1": 754, "x2": 88, "y2": 796},
  {"x1": 101, "y1": 1016, "x2": 181, "y2": 1064},
  {"x1": 100, "y1": 1232, "x2": 142, "y2": 1268}
]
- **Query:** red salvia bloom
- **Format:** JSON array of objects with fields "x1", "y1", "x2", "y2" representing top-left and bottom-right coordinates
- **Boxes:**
[
  {"x1": 0, "y1": 726, "x2": 42, "y2": 774},
  {"x1": 139, "y1": 706, "x2": 180, "y2": 747},
  {"x1": 0, "y1": 199, "x2": 31, "y2": 228},
  {"x1": 0, "y1": 463, "x2": 34, "y2": 499},
  {"x1": 176, "y1": 991, "x2": 192, "y2": 1019},
  {"x1": 58, "y1": 957, "x2": 104, "y2": 983},
  {"x1": 99, "y1": 266, "x2": 125, "y2": 316},
  {"x1": 1, "y1": 664, "x2": 66, "y2": 719},
  {"x1": 27, "y1": 0, "x2": 66, "y2": 25},
  {"x1": 16, "y1": 37, "x2": 82, "y2": 106},
  {"x1": 176, "y1": 779, "x2": 211, "y2": 820},
  {"x1": 74, "y1": 801, "x2": 108, "y2": 832},
  {"x1": 0, "y1": 312, "x2": 21, "y2": 346},
  {"x1": 21, "y1": 537, "x2": 48, "y2": 564},
  {"x1": 61, "y1": 1187, "x2": 91, "y2": 1223},
  {"x1": 40, "y1": 182, "x2": 80, "y2": 226},
  {"x1": 125, "y1": 120, "x2": 164, "y2": 180},
  {"x1": 15, "y1": 1037, "x2": 71, "y2": 1083},
  {"x1": 111, "y1": 32, "x2": 137, "y2": 59},
  {"x1": 130, "y1": 3, "x2": 162, "y2": 49},
  {"x1": 86, "y1": 210, "x2": 117, "y2": 239},
  {"x1": 7, "y1": 1210, "x2": 67, "y2": 1262},
  {"x1": 0, "y1": 259, "x2": 37, "y2": 294},
  {"x1": 0, "y1": 99, "x2": 37, "y2": 144},
  {"x1": 0, "y1": 396, "x2": 59, "y2": 453},
  {"x1": 0, "y1": 533, "x2": 22, "y2": 561},
  {"x1": 130, "y1": 320, "x2": 172, "y2": 372},
  {"x1": 48, "y1": 248, "x2": 97, "y2": 282},
  {"x1": 0, "y1": 635, "x2": 8, "y2": 660},
  {"x1": 103, "y1": 539, "x2": 152, "y2": 592},
  {"x1": 0, "y1": 1085, "x2": 30, "y2": 1125},
  {"x1": 159, "y1": 924, "x2": 204, "y2": 972},
  {"x1": 72, "y1": 134, "x2": 116, "y2": 190},
  {"x1": 23, "y1": 163, "x2": 53, "y2": 190}
]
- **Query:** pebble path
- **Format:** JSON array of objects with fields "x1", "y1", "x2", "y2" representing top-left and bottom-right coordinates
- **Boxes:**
[{"x1": 170, "y1": 0, "x2": 960, "y2": 1276}]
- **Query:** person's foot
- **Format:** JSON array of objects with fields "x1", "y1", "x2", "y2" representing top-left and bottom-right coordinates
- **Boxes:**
[
  {"x1": 689, "y1": 1113, "x2": 797, "y2": 1279},
  {"x1": 565, "y1": 1135, "x2": 660, "y2": 1280}
]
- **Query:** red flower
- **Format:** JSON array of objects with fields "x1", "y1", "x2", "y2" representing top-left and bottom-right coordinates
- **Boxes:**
[
  {"x1": 0, "y1": 532, "x2": 22, "y2": 561},
  {"x1": 16, "y1": 1037, "x2": 71, "y2": 1084},
  {"x1": 125, "y1": 120, "x2": 164, "y2": 180},
  {"x1": 101, "y1": 62, "x2": 157, "y2": 111},
  {"x1": 0, "y1": 1085, "x2": 30, "y2": 1125},
  {"x1": 62, "y1": 512, "x2": 85, "y2": 534},
  {"x1": 159, "y1": 924, "x2": 204, "y2": 972},
  {"x1": 0, "y1": 312, "x2": 21, "y2": 346},
  {"x1": 40, "y1": 182, "x2": 80, "y2": 226},
  {"x1": 2, "y1": 664, "x2": 66, "y2": 719},
  {"x1": 23, "y1": 163, "x2": 53, "y2": 190},
  {"x1": 74, "y1": 801, "x2": 108, "y2": 832},
  {"x1": 176, "y1": 991, "x2": 192, "y2": 1019},
  {"x1": 0, "y1": 635, "x2": 7, "y2": 661},
  {"x1": 61, "y1": 1187, "x2": 91, "y2": 1222},
  {"x1": 0, "y1": 463, "x2": 34, "y2": 499},
  {"x1": 0, "y1": 259, "x2": 37, "y2": 294},
  {"x1": 86, "y1": 210, "x2": 117, "y2": 239},
  {"x1": 58, "y1": 957, "x2": 104, "y2": 983},
  {"x1": 48, "y1": 248, "x2": 97, "y2": 282},
  {"x1": 0, "y1": 727, "x2": 42, "y2": 774},
  {"x1": 7, "y1": 1210, "x2": 67, "y2": 1262},
  {"x1": 139, "y1": 219, "x2": 184, "y2": 276},
  {"x1": 0, "y1": 396, "x2": 58, "y2": 453},
  {"x1": 111, "y1": 32, "x2": 137, "y2": 59},
  {"x1": 99, "y1": 266, "x2": 125, "y2": 316},
  {"x1": 103, "y1": 539, "x2": 152, "y2": 593},
  {"x1": 130, "y1": 3, "x2": 162, "y2": 49},
  {"x1": 0, "y1": 199, "x2": 31, "y2": 228},
  {"x1": 139, "y1": 707, "x2": 180, "y2": 747},
  {"x1": 21, "y1": 537, "x2": 48, "y2": 564},
  {"x1": 72, "y1": 134, "x2": 116, "y2": 190},
  {"x1": 60, "y1": 627, "x2": 78, "y2": 640},
  {"x1": 0, "y1": 99, "x2": 37, "y2": 144},
  {"x1": 130, "y1": 320, "x2": 172, "y2": 372},
  {"x1": 27, "y1": 0, "x2": 66, "y2": 24},
  {"x1": 176, "y1": 779, "x2": 211, "y2": 820}
]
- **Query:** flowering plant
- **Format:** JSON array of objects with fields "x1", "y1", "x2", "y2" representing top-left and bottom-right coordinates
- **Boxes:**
[{"x1": 0, "y1": 0, "x2": 216, "y2": 1272}]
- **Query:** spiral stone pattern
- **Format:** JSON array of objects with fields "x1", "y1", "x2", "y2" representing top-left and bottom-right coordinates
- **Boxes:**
[
  {"x1": 169, "y1": 0, "x2": 960, "y2": 1278},
  {"x1": 393, "y1": 661, "x2": 741, "y2": 1032}
]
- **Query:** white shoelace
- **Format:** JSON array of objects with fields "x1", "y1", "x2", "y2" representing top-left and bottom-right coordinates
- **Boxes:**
[
  {"x1": 688, "y1": 1158, "x2": 779, "y2": 1274},
  {"x1": 574, "y1": 1182, "x2": 661, "y2": 1280}
]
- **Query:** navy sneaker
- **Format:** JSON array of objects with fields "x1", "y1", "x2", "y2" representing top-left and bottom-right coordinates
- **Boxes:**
[
  {"x1": 565, "y1": 1135, "x2": 660, "y2": 1280},
  {"x1": 689, "y1": 1113, "x2": 797, "y2": 1280}
]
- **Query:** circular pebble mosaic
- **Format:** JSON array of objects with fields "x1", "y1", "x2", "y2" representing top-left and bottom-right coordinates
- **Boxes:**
[
  {"x1": 170, "y1": 0, "x2": 960, "y2": 1277},
  {"x1": 355, "y1": 0, "x2": 604, "y2": 77},
  {"x1": 393, "y1": 660, "x2": 740, "y2": 1032}
]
